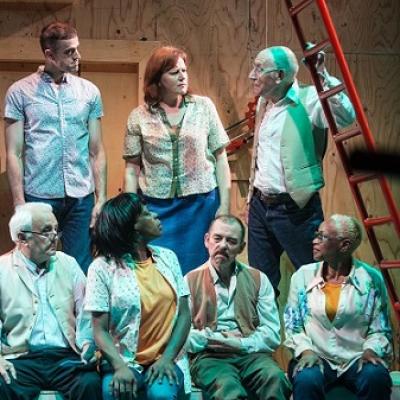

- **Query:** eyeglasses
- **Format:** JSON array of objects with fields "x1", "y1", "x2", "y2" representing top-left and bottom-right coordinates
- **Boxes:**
[
  {"x1": 251, "y1": 65, "x2": 279, "y2": 76},
  {"x1": 21, "y1": 229, "x2": 62, "y2": 239},
  {"x1": 313, "y1": 231, "x2": 344, "y2": 242}
]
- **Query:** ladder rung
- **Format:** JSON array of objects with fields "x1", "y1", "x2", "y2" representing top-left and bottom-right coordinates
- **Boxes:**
[
  {"x1": 304, "y1": 38, "x2": 330, "y2": 58},
  {"x1": 364, "y1": 216, "x2": 393, "y2": 228},
  {"x1": 380, "y1": 260, "x2": 400, "y2": 270},
  {"x1": 333, "y1": 127, "x2": 362, "y2": 143},
  {"x1": 348, "y1": 172, "x2": 380, "y2": 185},
  {"x1": 288, "y1": 0, "x2": 314, "y2": 16},
  {"x1": 319, "y1": 84, "x2": 346, "y2": 100}
]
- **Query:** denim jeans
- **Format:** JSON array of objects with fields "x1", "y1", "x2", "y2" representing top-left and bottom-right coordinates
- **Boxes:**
[
  {"x1": 102, "y1": 364, "x2": 184, "y2": 400},
  {"x1": 248, "y1": 191, "x2": 323, "y2": 295},
  {"x1": 289, "y1": 358, "x2": 392, "y2": 400},
  {"x1": 24, "y1": 193, "x2": 94, "y2": 274}
]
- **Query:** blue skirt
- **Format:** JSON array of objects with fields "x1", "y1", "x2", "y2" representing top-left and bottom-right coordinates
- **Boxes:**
[{"x1": 144, "y1": 189, "x2": 219, "y2": 275}]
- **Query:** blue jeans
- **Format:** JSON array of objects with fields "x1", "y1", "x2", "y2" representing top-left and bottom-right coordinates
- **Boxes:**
[
  {"x1": 102, "y1": 365, "x2": 184, "y2": 400},
  {"x1": 248, "y1": 191, "x2": 323, "y2": 295},
  {"x1": 24, "y1": 193, "x2": 94, "y2": 274},
  {"x1": 289, "y1": 358, "x2": 392, "y2": 400}
]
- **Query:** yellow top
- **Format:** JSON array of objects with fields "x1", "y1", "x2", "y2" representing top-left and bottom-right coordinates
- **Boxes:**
[
  {"x1": 135, "y1": 258, "x2": 176, "y2": 365},
  {"x1": 322, "y1": 282, "x2": 342, "y2": 322}
]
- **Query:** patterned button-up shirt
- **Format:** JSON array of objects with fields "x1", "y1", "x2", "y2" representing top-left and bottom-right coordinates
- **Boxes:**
[
  {"x1": 4, "y1": 66, "x2": 103, "y2": 198},
  {"x1": 284, "y1": 259, "x2": 392, "y2": 376},
  {"x1": 84, "y1": 246, "x2": 191, "y2": 394},
  {"x1": 123, "y1": 95, "x2": 229, "y2": 199}
]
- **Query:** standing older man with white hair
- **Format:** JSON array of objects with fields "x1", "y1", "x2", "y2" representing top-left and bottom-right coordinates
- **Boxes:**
[
  {"x1": 0, "y1": 203, "x2": 101, "y2": 399},
  {"x1": 284, "y1": 214, "x2": 392, "y2": 400},
  {"x1": 247, "y1": 46, "x2": 356, "y2": 296}
]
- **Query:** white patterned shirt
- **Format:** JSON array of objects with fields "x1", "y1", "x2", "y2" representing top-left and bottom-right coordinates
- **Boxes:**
[
  {"x1": 123, "y1": 95, "x2": 229, "y2": 198},
  {"x1": 4, "y1": 66, "x2": 103, "y2": 198},
  {"x1": 85, "y1": 245, "x2": 191, "y2": 394},
  {"x1": 284, "y1": 259, "x2": 392, "y2": 376}
]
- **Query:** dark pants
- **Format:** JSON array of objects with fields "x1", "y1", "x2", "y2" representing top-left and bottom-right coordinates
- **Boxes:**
[
  {"x1": 0, "y1": 348, "x2": 101, "y2": 400},
  {"x1": 102, "y1": 364, "x2": 184, "y2": 400},
  {"x1": 190, "y1": 352, "x2": 291, "y2": 400},
  {"x1": 25, "y1": 193, "x2": 94, "y2": 274},
  {"x1": 289, "y1": 358, "x2": 392, "y2": 400},
  {"x1": 248, "y1": 191, "x2": 323, "y2": 295}
]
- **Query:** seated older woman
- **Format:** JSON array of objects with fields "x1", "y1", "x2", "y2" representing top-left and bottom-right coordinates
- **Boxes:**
[
  {"x1": 84, "y1": 193, "x2": 191, "y2": 400},
  {"x1": 284, "y1": 214, "x2": 392, "y2": 400}
]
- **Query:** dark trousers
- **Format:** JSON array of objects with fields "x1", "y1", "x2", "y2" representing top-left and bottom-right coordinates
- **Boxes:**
[
  {"x1": 190, "y1": 351, "x2": 291, "y2": 400},
  {"x1": 248, "y1": 191, "x2": 323, "y2": 295},
  {"x1": 25, "y1": 193, "x2": 94, "y2": 274},
  {"x1": 289, "y1": 358, "x2": 392, "y2": 400},
  {"x1": 0, "y1": 348, "x2": 101, "y2": 400}
]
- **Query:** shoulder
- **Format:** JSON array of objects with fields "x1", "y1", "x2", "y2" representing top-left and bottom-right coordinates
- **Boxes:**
[
  {"x1": 188, "y1": 94, "x2": 215, "y2": 108},
  {"x1": 6, "y1": 73, "x2": 38, "y2": 95},
  {"x1": 291, "y1": 262, "x2": 320, "y2": 281},
  {"x1": 354, "y1": 259, "x2": 384, "y2": 285},
  {"x1": 0, "y1": 251, "x2": 14, "y2": 269},
  {"x1": 53, "y1": 251, "x2": 82, "y2": 274},
  {"x1": 185, "y1": 262, "x2": 208, "y2": 281},
  {"x1": 150, "y1": 245, "x2": 180, "y2": 267},
  {"x1": 69, "y1": 74, "x2": 101, "y2": 94},
  {"x1": 127, "y1": 104, "x2": 150, "y2": 121}
]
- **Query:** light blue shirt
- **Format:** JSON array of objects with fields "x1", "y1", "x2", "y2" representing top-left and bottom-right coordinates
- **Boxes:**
[
  {"x1": 16, "y1": 251, "x2": 77, "y2": 350},
  {"x1": 4, "y1": 66, "x2": 103, "y2": 198}
]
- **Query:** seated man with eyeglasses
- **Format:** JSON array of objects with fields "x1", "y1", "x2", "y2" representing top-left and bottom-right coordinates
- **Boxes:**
[
  {"x1": 284, "y1": 214, "x2": 393, "y2": 400},
  {"x1": 0, "y1": 202, "x2": 102, "y2": 399}
]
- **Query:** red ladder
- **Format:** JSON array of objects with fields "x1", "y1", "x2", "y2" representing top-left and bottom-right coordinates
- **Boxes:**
[{"x1": 284, "y1": 0, "x2": 400, "y2": 322}]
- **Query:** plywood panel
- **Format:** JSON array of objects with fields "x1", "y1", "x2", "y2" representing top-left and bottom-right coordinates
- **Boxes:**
[
  {"x1": 266, "y1": 0, "x2": 400, "y2": 54},
  {"x1": 83, "y1": 70, "x2": 138, "y2": 197}
]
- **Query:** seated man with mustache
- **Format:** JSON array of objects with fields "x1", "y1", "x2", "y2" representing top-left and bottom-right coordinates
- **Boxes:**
[{"x1": 185, "y1": 215, "x2": 291, "y2": 400}]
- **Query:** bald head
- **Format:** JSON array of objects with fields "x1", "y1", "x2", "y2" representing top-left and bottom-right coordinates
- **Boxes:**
[{"x1": 256, "y1": 46, "x2": 299, "y2": 83}]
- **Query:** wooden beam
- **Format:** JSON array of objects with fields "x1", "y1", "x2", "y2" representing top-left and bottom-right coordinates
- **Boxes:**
[{"x1": 0, "y1": 37, "x2": 159, "y2": 103}]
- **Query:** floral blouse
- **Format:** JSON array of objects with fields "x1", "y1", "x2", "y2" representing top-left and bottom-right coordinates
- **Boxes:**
[
  {"x1": 85, "y1": 246, "x2": 191, "y2": 394},
  {"x1": 284, "y1": 259, "x2": 392, "y2": 375},
  {"x1": 123, "y1": 94, "x2": 229, "y2": 199}
]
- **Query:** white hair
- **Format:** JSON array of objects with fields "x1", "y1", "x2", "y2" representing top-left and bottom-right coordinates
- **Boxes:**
[
  {"x1": 329, "y1": 214, "x2": 363, "y2": 253},
  {"x1": 9, "y1": 202, "x2": 53, "y2": 243}
]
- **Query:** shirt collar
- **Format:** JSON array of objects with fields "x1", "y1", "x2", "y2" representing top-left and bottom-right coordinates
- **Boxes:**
[
  {"x1": 149, "y1": 94, "x2": 195, "y2": 113},
  {"x1": 306, "y1": 260, "x2": 365, "y2": 294},
  {"x1": 38, "y1": 65, "x2": 69, "y2": 84},
  {"x1": 121, "y1": 245, "x2": 159, "y2": 269},
  {"x1": 275, "y1": 79, "x2": 301, "y2": 107},
  {"x1": 15, "y1": 249, "x2": 45, "y2": 276},
  {"x1": 207, "y1": 260, "x2": 239, "y2": 285}
]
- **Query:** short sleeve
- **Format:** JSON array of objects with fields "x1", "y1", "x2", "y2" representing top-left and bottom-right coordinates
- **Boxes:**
[
  {"x1": 84, "y1": 258, "x2": 111, "y2": 313},
  {"x1": 88, "y1": 86, "x2": 104, "y2": 120},
  {"x1": 205, "y1": 97, "x2": 230, "y2": 153},
  {"x1": 123, "y1": 107, "x2": 143, "y2": 159},
  {"x1": 4, "y1": 85, "x2": 24, "y2": 121}
]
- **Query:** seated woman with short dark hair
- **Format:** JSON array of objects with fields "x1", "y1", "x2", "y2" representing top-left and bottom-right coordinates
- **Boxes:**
[
  {"x1": 284, "y1": 214, "x2": 393, "y2": 400},
  {"x1": 85, "y1": 192, "x2": 191, "y2": 400}
]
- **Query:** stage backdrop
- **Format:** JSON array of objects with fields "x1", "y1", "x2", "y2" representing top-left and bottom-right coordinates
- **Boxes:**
[{"x1": 0, "y1": 0, "x2": 398, "y2": 369}]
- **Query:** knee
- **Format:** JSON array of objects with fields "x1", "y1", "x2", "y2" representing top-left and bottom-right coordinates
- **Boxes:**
[
  {"x1": 358, "y1": 363, "x2": 391, "y2": 388},
  {"x1": 146, "y1": 386, "x2": 180, "y2": 400},
  {"x1": 293, "y1": 366, "x2": 324, "y2": 390}
]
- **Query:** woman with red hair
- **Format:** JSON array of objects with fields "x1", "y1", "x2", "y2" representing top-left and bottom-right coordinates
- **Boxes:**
[{"x1": 123, "y1": 46, "x2": 231, "y2": 274}]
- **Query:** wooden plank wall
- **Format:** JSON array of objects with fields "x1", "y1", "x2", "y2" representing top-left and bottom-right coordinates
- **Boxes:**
[{"x1": 0, "y1": 0, "x2": 398, "y2": 367}]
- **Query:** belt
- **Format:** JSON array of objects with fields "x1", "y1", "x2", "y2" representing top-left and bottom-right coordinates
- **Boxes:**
[{"x1": 253, "y1": 187, "x2": 293, "y2": 205}]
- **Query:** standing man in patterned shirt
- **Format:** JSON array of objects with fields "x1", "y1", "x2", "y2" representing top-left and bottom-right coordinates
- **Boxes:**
[{"x1": 4, "y1": 21, "x2": 107, "y2": 273}]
